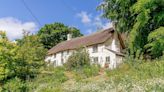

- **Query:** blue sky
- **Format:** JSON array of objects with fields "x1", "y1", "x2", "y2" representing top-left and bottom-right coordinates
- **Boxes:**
[{"x1": 0, "y1": 0, "x2": 112, "y2": 40}]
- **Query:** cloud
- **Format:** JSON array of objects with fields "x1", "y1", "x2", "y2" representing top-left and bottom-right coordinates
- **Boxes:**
[
  {"x1": 86, "y1": 29, "x2": 93, "y2": 34},
  {"x1": 93, "y1": 15, "x2": 113, "y2": 30},
  {"x1": 102, "y1": 22, "x2": 113, "y2": 29},
  {"x1": 0, "y1": 17, "x2": 38, "y2": 40},
  {"x1": 76, "y1": 11, "x2": 113, "y2": 34},
  {"x1": 77, "y1": 11, "x2": 91, "y2": 24}
]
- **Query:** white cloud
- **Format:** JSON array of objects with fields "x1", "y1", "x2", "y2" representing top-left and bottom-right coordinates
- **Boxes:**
[
  {"x1": 102, "y1": 22, "x2": 113, "y2": 29},
  {"x1": 77, "y1": 11, "x2": 91, "y2": 24},
  {"x1": 0, "y1": 17, "x2": 38, "y2": 40},
  {"x1": 76, "y1": 11, "x2": 113, "y2": 34},
  {"x1": 93, "y1": 15, "x2": 113, "y2": 30},
  {"x1": 86, "y1": 29, "x2": 93, "y2": 34}
]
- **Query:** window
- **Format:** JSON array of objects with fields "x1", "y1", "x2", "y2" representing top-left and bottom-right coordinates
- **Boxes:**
[
  {"x1": 67, "y1": 50, "x2": 69, "y2": 55},
  {"x1": 106, "y1": 56, "x2": 110, "y2": 64},
  {"x1": 53, "y1": 60, "x2": 57, "y2": 66},
  {"x1": 93, "y1": 57, "x2": 98, "y2": 64},
  {"x1": 54, "y1": 54, "x2": 56, "y2": 58},
  {"x1": 61, "y1": 58, "x2": 64, "y2": 64},
  {"x1": 93, "y1": 45, "x2": 98, "y2": 53},
  {"x1": 61, "y1": 52, "x2": 63, "y2": 57}
]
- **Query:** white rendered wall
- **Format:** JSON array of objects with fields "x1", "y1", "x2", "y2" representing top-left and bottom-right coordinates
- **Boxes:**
[{"x1": 45, "y1": 39, "x2": 123, "y2": 69}]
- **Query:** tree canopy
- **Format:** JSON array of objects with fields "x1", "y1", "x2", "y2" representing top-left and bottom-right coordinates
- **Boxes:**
[
  {"x1": 99, "y1": 0, "x2": 164, "y2": 59},
  {"x1": 0, "y1": 31, "x2": 16, "y2": 80},
  {"x1": 15, "y1": 33, "x2": 46, "y2": 80},
  {"x1": 37, "y1": 22, "x2": 83, "y2": 49},
  {"x1": 0, "y1": 31, "x2": 46, "y2": 81}
]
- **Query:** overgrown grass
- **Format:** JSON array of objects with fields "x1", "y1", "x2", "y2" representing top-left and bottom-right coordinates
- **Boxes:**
[
  {"x1": 1, "y1": 59, "x2": 164, "y2": 92},
  {"x1": 27, "y1": 66, "x2": 68, "y2": 92},
  {"x1": 72, "y1": 65, "x2": 100, "y2": 81},
  {"x1": 106, "y1": 59, "x2": 164, "y2": 82}
]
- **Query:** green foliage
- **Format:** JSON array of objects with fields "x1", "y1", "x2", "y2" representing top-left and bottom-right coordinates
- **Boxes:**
[
  {"x1": 14, "y1": 33, "x2": 47, "y2": 80},
  {"x1": 65, "y1": 48, "x2": 90, "y2": 70},
  {"x1": 106, "y1": 58, "x2": 164, "y2": 81},
  {"x1": 83, "y1": 65, "x2": 100, "y2": 78},
  {"x1": 1, "y1": 77, "x2": 28, "y2": 92},
  {"x1": 73, "y1": 65, "x2": 100, "y2": 81},
  {"x1": 99, "y1": 0, "x2": 164, "y2": 59},
  {"x1": 37, "y1": 22, "x2": 83, "y2": 49},
  {"x1": 0, "y1": 31, "x2": 47, "y2": 82},
  {"x1": 0, "y1": 31, "x2": 17, "y2": 81},
  {"x1": 38, "y1": 67, "x2": 67, "y2": 83},
  {"x1": 129, "y1": 0, "x2": 164, "y2": 57},
  {"x1": 98, "y1": 0, "x2": 137, "y2": 33},
  {"x1": 26, "y1": 67, "x2": 67, "y2": 92},
  {"x1": 51, "y1": 67, "x2": 68, "y2": 83},
  {"x1": 145, "y1": 27, "x2": 164, "y2": 58}
]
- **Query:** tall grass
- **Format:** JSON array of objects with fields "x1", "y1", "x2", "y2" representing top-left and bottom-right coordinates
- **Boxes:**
[{"x1": 1, "y1": 58, "x2": 164, "y2": 92}]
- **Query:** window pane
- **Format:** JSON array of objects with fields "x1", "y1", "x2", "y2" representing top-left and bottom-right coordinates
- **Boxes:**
[
  {"x1": 93, "y1": 45, "x2": 98, "y2": 53},
  {"x1": 93, "y1": 57, "x2": 98, "y2": 64},
  {"x1": 106, "y1": 56, "x2": 110, "y2": 63}
]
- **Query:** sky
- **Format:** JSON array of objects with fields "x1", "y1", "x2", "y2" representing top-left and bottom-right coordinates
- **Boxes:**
[{"x1": 0, "y1": 0, "x2": 112, "y2": 40}]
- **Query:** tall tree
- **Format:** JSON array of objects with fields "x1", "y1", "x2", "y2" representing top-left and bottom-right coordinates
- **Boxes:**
[
  {"x1": 15, "y1": 32, "x2": 47, "y2": 80},
  {"x1": 0, "y1": 31, "x2": 16, "y2": 81},
  {"x1": 99, "y1": 0, "x2": 164, "y2": 59},
  {"x1": 38, "y1": 22, "x2": 83, "y2": 49}
]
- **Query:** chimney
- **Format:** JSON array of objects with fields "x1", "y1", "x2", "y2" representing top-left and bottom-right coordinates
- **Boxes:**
[{"x1": 67, "y1": 33, "x2": 72, "y2": 40}]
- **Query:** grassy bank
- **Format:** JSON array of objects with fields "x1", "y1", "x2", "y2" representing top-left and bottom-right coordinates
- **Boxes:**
[{"x1": 1, "y1": 59, "x2": 164, "y2": 92}]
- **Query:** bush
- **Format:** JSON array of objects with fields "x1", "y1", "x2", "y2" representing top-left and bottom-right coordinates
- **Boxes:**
[
  {"x1": 26, "y1": 67, "x2": 67, "y2": 91},
  {"x1": 83, "y1": 65, "x2": 100, "y2": 77},
  {"x1": 1, "y1": 77, "x2": 29, "y2": 92},
  {"x1": 37, "y1": 67, "x2": 67, "y2": 83},
  {"x1": 105, "y1": 59, "x2": 164, "y2": 82},
  {"x1": 65, "y1": 48, "x2": 90, "y2": 70},
  {"x1": 14, "y1": 35, "x2": 47, "y2": 80},
  {"x1": 73, "y1": 65, "x2": 100, "y2": 81},
  {"x1": 52, "y1": 67, "x2": 68, "y2": 83}
]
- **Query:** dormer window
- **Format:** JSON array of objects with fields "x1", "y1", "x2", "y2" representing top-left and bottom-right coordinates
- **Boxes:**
[{"x1": 93, "y1": 45, "x2": 98, "y2": 53}]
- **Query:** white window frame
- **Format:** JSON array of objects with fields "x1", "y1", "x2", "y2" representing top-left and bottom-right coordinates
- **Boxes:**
[
  {"x1": 93, "y1": 45, "x2": 98, "y2": 53},
  {"x1": 106, "y1": 56, "x2": 110, "y2": 64},
  {"x1": 93, "y1": 57, "x2": 98, "y2": 64}
]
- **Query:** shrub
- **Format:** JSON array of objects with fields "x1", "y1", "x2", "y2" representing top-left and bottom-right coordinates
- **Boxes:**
[
  {"x1": 65, "y1": 48, "x2": 90, "y2": 70},
  {"x1": 83, "y1": 65, "x2": 100, "y2": 77},
  {"x1": 73, "y1": 65, "x2": 100, "y2": 81},
  {"x1": 14, "y1": 35, "x2": 47, "y2": 80},
  {"x1": 52, "y1": 67, "x2": 68, "y2": 83},
  {"x1": 38, "y1": 67, "x2": 67, "y2": 83},
  {"x1": 1, "y1": 77, "x2": 29, "y2": 92}
]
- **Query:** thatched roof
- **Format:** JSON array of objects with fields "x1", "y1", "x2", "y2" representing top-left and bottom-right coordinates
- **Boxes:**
[{"x1": 48, "y1": 28, "x2": 125, "y2": 55}]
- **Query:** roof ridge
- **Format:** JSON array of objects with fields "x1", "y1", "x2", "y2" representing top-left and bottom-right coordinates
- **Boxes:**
[{"x1": 59, "y1": 28, "x2": 114, "y2": 44}]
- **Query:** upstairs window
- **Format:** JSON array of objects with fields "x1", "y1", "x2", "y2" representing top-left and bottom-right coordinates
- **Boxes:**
[
  {"x1": 67, "y1": 50, "x2": 69, "y2": 55},
  {"x1": 61, "y1": 52, "x2": 63, "y2": 57},
  {"x1": 54, "y1": 54, "x2": 56, "y2": 58},
  {"x1": 93, "y1": 45, "x2": 98, "y2": 53}
]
